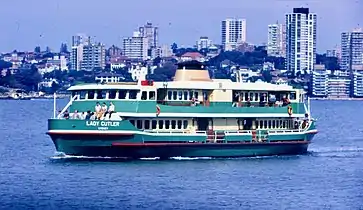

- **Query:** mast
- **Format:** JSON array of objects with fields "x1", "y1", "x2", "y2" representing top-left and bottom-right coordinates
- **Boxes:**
[{"x1": 53, "y1": 92, "x2": 57, "y2": 119}]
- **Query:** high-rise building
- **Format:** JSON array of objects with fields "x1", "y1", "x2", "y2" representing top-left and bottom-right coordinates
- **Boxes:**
[
  {"x1": 196, "y1": 36, "x2": 212, "y2": 50},
  {"x1": 340, "y1": 28, "x2": 363, "y2": 71},
  {"x1": 221, "y1": 18, "x2": 247, "y2": 51},
  {"x1": 285, "y1": 8, "x2": 317, "y2": 74},
  {"x1": 123, "y1": 31, "x2": 149, "y2": 60},
  {"x1": 80, "y1": 42, "x2": 106, "y2": 71},
  {"x1": 139, "y1": 22, "x2": 158, "y2": 49},
  {"x1": 70, "y1": 34, "x2": 106, "y2": 70},
  {"x1": 71, "y1": 45, "x2": 83, "y2": 70},
  {"x1": 267, "y1": 22, "x2": 286, "y2": 57},
  {"x1": 71, "y1": 33, "x2": 88, "y2": 47}
]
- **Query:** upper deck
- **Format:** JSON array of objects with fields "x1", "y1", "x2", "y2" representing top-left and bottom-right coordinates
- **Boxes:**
[{"x1": 65, "y1": 62, "x2": 309, "y2": 118}]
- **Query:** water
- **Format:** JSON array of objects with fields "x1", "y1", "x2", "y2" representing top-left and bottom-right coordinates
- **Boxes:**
[{"x1": 0, "y1": 99, "x2": 362, "y2": 210}]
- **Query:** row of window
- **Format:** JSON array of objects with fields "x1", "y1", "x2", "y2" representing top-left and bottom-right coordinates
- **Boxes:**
[
  {"x1": 73, "y1": 90, "x2": 155, "y2": 100},
  {"x1": 233, "y1": 92, "x2": 297, "y2": 102},
  {"x1": 72, "y1": 89, "x2": 298, "y2": 102},
  {"x1": 255, "y1": 119, "x2": 294, "y2": 129},
  {"x1": 130, "y1": 119, "x2": 189, "y2": 130}
]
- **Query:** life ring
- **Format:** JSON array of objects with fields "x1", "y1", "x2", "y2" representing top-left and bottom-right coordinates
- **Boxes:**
[{"x1": 287, "y1": 106, "x2": 293, "y2": 116}]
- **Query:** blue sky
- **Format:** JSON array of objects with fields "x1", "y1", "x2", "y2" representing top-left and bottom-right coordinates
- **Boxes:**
[{"x1": 0, "y1": 0, "x2": 362, "y2": 53}]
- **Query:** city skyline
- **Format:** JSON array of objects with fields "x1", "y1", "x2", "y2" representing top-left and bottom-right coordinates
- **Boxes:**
[{"x1": 0, "y1": 0, "x2": 362, "y2": 52}]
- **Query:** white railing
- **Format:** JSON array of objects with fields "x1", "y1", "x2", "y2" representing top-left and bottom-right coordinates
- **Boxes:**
[
  {"x1": 141, "y1": 128, "x2": 310, "y2": 136},
  {"x1": 56, "y1": 95, "x2": 78, "y2": 119}
]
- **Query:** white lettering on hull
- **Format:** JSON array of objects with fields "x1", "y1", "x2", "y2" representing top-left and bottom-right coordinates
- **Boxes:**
[{"x1": 86, "y1": 121, "x2": 120, "y2": 130}]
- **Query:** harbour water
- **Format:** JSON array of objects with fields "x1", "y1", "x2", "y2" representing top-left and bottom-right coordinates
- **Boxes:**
[{"x1": 0, "y1": 99, "x2": 362, "y2": 209}]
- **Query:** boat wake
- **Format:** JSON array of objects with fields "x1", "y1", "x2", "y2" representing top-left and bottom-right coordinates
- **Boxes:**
[
  {"x1": 49, "y1": 152, "x2": 296, "y2": 162},
  {"x1": 308, "y1": 146, "x2": 363, "y2": 158}
]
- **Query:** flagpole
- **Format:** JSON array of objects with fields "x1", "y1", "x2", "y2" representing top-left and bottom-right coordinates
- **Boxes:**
[{"x1": 53, "y1": 92, "x2": 56, "y2": 119}]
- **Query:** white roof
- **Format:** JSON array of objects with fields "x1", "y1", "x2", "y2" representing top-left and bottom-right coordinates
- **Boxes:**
[{"x1": 68, "y1": 80, "x2": 296, "y2": 92}]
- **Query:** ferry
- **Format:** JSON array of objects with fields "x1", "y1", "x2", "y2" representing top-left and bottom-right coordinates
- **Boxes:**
[{"x1": 47, "y1": 61, "x2": 318, "y2": 159}]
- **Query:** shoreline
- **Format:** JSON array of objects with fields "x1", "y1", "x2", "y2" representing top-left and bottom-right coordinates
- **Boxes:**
[{"x1": 310, "y1": 97, "x2": 363, "y2": 101}]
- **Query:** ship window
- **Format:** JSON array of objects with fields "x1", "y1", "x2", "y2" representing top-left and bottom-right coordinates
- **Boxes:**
[
  {"x1": 129, "y1": 90, "x2": 138, "y2": 99},
  {"x1": 244, "y1": 92, "x2": 249, "y2": 101},
  {"x1": 165, "y1": 120, "x2": 170, "y2": 129},
  {"x1": 273, "y1": 120, "x2": 277, "y2": 128},
  {"x1": 268, "y1": 120, "x2": 272, "y2": 129},
  {"x1": 119, "y1": 90, "x2": 127, "y2": 99},
  {"x1": 183, "y1": 91, "x2": 188, "y2": 100},
  {"x1": 263, "y1": 121, "x2": 267, "y2": 129},
  {"x1": 171, "y1": 120, "x2": 176, "y2": 129},
  {"x1": 249, "y1": 92, "x2": 253, "y2": 101},
  {"x1": 109, "y1": 90, "x2": 117, "y2": 99},
  {"x1": 144, "y1": 120, "x2": 150, "y2": 129},
  {"x1": 290, "y1": 92, "x2": 296, "y2": 100},
  {"x1": 97, "y1": 90, "x2": 106, "y2": 99},
  {"x1": 183, "y1": 120, "x2": 188, "y2": 129},
  {"x1": 259, "y1": 121, "x2": 263, "y2": 129},
  {"x1": 177, "y1": 120, "x2": 182, "y2": 129},
  {"x1": 149, "y1": 91, "x2": 155, "y2": 100},
  {"x1": 172, "y1": 91, "x2": 177, "y2": 100},
  {"x1": 130, "y1": 120, "x2": 135, "y2": 126},
  {"x1": 141, "y1": 91, "x2": 147, "y2": 100},
  {"x1": 194, "y1": 91, "x2": 198, "y2": 99},
  {"x1": 88, "y1": 90, "x2": 95, "y2": 99},
  {"x1": 77, "y1": 91, "x2": 85, "y2": 100},
  {"x1": 136, "y1": 120, "x2": 143, "y2": 129},
  {"x1": 151, "y1": 120, "x2": 157, "y2": 129},
  {"x1": 254, "y1": 93, "x2": 259, "y2": 101},
  {"x1": 167, "y1": 91, "x2": 172, "y2": 100},
  {"x1": 72, "y1": 91, "x2": 77, "y2": 98},
  {"x1": 283, "y1": 121, "x2": 286, "y2": 128},
  {"x1": 158, "y1": 120, "x2": 164, "y2": 129},
  {"x1": 189, "y1": 91, "x2": 193, "y2": 100},
  {"x1": 178, "y1": 91, "x2": 182, "y2": 100}
]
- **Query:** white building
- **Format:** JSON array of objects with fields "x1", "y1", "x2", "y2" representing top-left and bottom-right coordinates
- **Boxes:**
[
  {"x1": 95, "y1": 72, "x2": 124, "y2": 83},
  {"x1": 128, "y1": 65, "x2": 148, "y2": 81},
  {"x1": 221, "y1": 18, "x2": 247, "y2": 51},
  {"x1": 123, "y1": 31, "x2": 149, "y2": 60},
  {"x1": 267, "y1": 23, "x2": 286, "y2": 57},
  {"x1": 286, "y1": 8, "x2": 317, "y2": 74},
  {"x1": 340, "y1": 28, "x2": 363, "y2": 70},
  {"x1": 353, "y1": 71, "x2": 363, "y2": 97},
  {"x1": 196, "y1": 36, "x2": 212, "y2": 50}
]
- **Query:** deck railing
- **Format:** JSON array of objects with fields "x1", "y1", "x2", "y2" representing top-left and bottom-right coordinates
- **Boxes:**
[{"x1": 56, "y1": 95, "x2": 78, "y2": 119}]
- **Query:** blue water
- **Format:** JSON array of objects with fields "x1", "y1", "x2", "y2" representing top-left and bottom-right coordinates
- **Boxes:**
[{"x1": 0, "y1": 99, "x2": 362, "y2": 210}]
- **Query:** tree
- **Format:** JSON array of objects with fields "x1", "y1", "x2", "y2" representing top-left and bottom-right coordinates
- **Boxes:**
[
  {"x1": 60, "y1": 43, "x2": 68, "y2": 53},
  {"x1": 0, "y1": 60, "x2": 12, "y2": 70},
  {"x1": 171, "y1": 43, "x2": 178, "y2": 53},
  {"x1": 34, "y1": 46, "x2": 41, "y2": 53}
]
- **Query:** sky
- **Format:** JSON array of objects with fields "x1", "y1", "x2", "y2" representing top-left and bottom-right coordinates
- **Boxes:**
[{"x1": 0, "y1": 0, "x2": 362, "y2": 53}]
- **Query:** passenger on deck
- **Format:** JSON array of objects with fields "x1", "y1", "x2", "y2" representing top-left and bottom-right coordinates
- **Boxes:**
[
  {"x1": 100, "y1": 102, "x2": 108, "y2": 119},
  {"x1": 268, "y1": 94, "x2": 276, "y2": 107},
  {"x1": 85, "y1": 110, "x2": 92, "y2": 120},
  {"x1": 95, "y1": 102, "x2": 102, "y2": 120},
  {"x1": 246, "y1": 98, "x2": 251, "y2": 107},
  {"x1": 72, "y1": 110, "x2": 81, "y2": 119},
  {"x1": 106, "y1": 102, "x2": 115, "y2": 119},
  {"x1": 57, "y1": 111, "x2": 62, "y2": 119},
  {"x1": 282, "y1": 96, "x2": 291, "y2": 106},
  {"x1": 63, "y1": 110, "x2": 70, "y2": 119},
  {"x1": 259, "y1": 93, "x2": 267, "y2": 107}
]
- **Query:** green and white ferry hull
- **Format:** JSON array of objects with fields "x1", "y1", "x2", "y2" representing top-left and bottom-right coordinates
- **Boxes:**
[
  {"x1": 47, "y1": 119, "x2": 317, "y2": 158},
  {"x1": 47, "y1": 61, "x2": 318, "y2": 159}
]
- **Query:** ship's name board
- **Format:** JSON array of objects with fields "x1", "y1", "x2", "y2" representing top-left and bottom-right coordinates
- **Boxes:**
[{"x1": 86, "y1": 121, "x2": 120, "y2": 128}]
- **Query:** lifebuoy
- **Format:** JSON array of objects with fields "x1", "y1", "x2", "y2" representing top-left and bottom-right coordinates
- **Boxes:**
[{"x1": 287, "y1": 106, "x2": 293, "y2": 116}]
